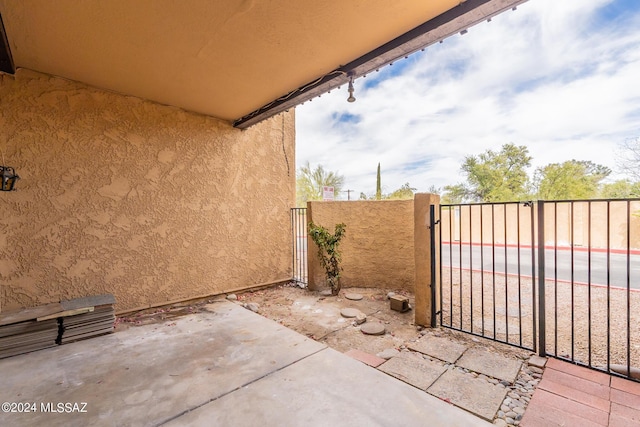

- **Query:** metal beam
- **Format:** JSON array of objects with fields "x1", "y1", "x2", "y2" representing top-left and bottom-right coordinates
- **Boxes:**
[{"x1": 233, "y1": 0, "x2": 528, "y2": 129}]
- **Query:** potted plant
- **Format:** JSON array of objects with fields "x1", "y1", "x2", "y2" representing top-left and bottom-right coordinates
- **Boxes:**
[{"x1": 307, "y1": 222, "x2": 346, "y2": 295}]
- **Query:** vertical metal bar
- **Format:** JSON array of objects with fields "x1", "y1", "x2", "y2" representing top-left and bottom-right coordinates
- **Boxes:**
[
  {"x1": 626, "y1": 201, "x2": 631, "y2": 377},
  {"x1": 607, "y1": 201, "x2": 611, "y2": 371},
  {"x1": 291, "y1": 209, "x2": 296, "y2": 282},
  {"x1": 302, "y1": 208, "x2": 308, "y2": 283},
  {"x1": 439, "y1": 205, "x2": 444, "y2": 327},
  {"x1": 530, "y1": 202, "x2": 537, "y2": 353},
  {"x1": 459, "y1": 206, "x2": 463, "y2": 329},
  {"x1": 517, "y1": 203, "x2": 523, "y2": 347},
  {"x1": 554, "y1": 203, "x2": 558, "y2": 356},
  {"x1": 587, "y1": 201, "x2": 592, "y2": 367},
  {"x1": 469, "y1": 205, "x2": 474, "y2": 333},
  {"x1": 504, "y1": 203, "x2": 509, "y2": 343},
  {"x1": 298, "y1": 209, "x2": 303, "y2": 283},
  {"x1": 480, "y1": 204, "x2": 485, "y2": 336},
  {"x1": 570, "y1": 201, "x2": 575, "y2": 361},
  {"x1": 449, "y1": 206, "x2": 453, "y2": 326},
  {"x1": 298, "y1": 209, "x2": 302, "y2": 283},
  {"x1": 537, "y1": 201, "x2": 546, "y2": 357},
  {"x1": 430, "y1": 204, "x2": 437, "y2": 328},
  {"x1": 492, "y1": 204, "x2": 496, "y2": 340}
]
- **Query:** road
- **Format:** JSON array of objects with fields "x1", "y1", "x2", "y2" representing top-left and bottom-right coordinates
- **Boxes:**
[{"x1": 442, "y1": 243, "x2": 640, "y2": 290}]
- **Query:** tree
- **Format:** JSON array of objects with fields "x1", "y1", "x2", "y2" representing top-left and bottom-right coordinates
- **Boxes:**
[
  {"x1": 387, "y1": 183, "x2": 417, "y2": 200},
  {"x1": 600, "y1": 179, "x2": 640, "y2": 199},
  {"x1": 443, "y1": 143, "x2": 532, "y2": 203},
  {"x1": 534, "y1": 160, "x2": 610, "y2": 200},
  {"x1": 296, "y1": 162, "x2": 345, "y2": 207},
  {"x1": 616, "y1": 137, "x2": 640, "y2": 182}
]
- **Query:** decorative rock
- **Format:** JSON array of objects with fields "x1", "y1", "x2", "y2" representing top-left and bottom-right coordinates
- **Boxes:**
[
  {"x1": 320, "y1": 289, "x2": 333, "y2": 297},
  {"x1": 528, "y1": 366, "x2": 543, "y2": 374},
  {"x1": 505, "y1": 417, "x2": 515, "y2": 425},
  {"x1": 226, "y1": 294, "x2": 237, "y2": 300},
  {"x1": 360, "y1": 322, "x2": 385, "y2": 335},
  {"x1": 245, "y1": 303, "x2": 259, "y2": 312},
  {"x1": 344, "y1": 293, "x2": 363, "y2": 301},
  {"x1": 340, "y1": 308, "x2": 362, "y2": 318},
  {"x1": 493, "y1": 419, "x2": 508, "y2": 427},
  {"x1": 355, "y1": 313, "x2": 367, "y2": 325},
  {"x1": 377, "y1": 348, "x2": 400, "y2": 360},
  {"x1": 513, "y1": 406, "x2": 525, "y2": 416},
  {"x1": 386, "y1": 292, "x2": 396, "y2": 299}
]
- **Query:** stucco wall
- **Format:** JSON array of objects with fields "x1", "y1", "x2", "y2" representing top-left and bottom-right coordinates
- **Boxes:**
[
  {"x1": 0, "y1": 69, "x2": 295, "y2": 313},
  {"x1": 307, "y1": 200, "x2": 415, "y2": 291}
]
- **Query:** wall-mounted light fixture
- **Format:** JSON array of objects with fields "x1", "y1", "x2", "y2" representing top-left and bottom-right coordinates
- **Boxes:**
[
  {"x1": 347, "y1": 72, "x2": 356, "y2": 103},
  {"x1": 0, "y1": 165, "x2": 19, "y2": 191}
]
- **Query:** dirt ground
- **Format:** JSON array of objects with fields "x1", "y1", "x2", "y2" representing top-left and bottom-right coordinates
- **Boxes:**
[{"x1": 116, "y1": 282, "x2": 533, "y2": 362}]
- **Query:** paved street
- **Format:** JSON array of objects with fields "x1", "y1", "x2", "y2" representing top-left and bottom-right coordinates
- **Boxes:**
[{"x1": 442, "y1": 243, "x2": 640, "y2": 290}]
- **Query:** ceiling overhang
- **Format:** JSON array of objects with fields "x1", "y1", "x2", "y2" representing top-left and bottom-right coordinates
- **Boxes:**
[
  {"x1": 234, "y1": 0, "x2": 528, "y2": 128},
  {"x1": 0, "y1": 0, "x2": 527, "y2": 129}
]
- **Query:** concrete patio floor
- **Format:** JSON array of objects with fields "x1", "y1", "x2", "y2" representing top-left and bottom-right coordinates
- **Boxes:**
[{"x1": 0, "y1": 300, "x2": 490, "y2": 427}]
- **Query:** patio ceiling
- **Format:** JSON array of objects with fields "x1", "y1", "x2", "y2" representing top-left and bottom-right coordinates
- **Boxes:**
[{"x1": 0, "y1": 0, "x2": 526, "y2": 128}]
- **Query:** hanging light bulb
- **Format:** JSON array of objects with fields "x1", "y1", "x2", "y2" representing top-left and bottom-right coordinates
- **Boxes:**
[{"x1": 347, "y1": 73, "x2": 356, "y2": 103}]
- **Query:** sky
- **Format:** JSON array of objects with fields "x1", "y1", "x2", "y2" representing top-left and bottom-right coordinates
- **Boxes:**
[{"x1": 295, "y1": 0, "x2": 640, "y2": 199}]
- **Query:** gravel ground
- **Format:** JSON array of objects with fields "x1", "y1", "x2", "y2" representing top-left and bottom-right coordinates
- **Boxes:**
[{"x1": 440, "y1": 267, "x2": 640, "y2": 371}]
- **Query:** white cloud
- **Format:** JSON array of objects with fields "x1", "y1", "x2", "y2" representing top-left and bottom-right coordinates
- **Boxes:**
[{"x1": 296, "y1": 0, "x2": 640, "y2": 198}]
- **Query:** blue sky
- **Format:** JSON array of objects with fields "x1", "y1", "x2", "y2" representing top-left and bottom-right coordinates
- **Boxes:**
[{"x1": 295, "y1": 0, "x2": 640, "y2": 199}]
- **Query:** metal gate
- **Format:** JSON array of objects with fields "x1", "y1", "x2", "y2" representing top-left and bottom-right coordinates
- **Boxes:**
[
  {"x1": 436, "y1": 202, "x2": 537, "y2": 351},
  {"x1": 291, "y1": 208, "x2": 308, "y2": 286},
  {"x1": 434, "y1": 200, "x2": 640, "y2": 382}
]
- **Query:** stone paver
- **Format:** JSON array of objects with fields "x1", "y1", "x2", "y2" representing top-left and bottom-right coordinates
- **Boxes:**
[
  {"x1": 428, "y1": 369, "x2": 508, "y2": 421},
  {"x1": 344, "y1": 349, "x2": 386, "y2": 367},
  {"x1": 340, "y1": 308, "x2": 362, "y2": 318},
  {"x1": 361, "y1": 322, "x2": 385, "y2": 335},
  {"x1": 528, "y1": 355, "x2": 547, "y2": 369},
  {"x1": 408, "y1": 335, "x2": 467, "y2": 363},
  {"x1": 377, "y1": 348, "x2": 400, "y2": 360},
  {"x1": 378, "y1": 351, "x2": 446, "y2": 390},
  {"x1": 457, "y1": 347, "x2": 522, "y2": 384},
  {"x1": 344, "y1": 293, "x2": 363, "y2": 301}
]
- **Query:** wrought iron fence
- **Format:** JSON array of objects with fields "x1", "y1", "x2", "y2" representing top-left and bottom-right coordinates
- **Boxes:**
[
  {"x1": 435, "y1": 199, "x2": 640, "y2": 382},
  {"x1": 437, "y1": 202, "x2": 537, "y2": 351},
  {"x1": 291, "y1": 208, "x2": 308, "y2": 286}
]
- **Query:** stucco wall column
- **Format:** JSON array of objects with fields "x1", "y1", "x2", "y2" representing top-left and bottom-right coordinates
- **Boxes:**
[{"x1": 414, "y1": 193, "x2": 440, "y2": 327}]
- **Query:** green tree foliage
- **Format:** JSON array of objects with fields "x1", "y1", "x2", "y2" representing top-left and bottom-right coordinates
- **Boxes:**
[
  {"x1": 600, "y1": 180, "x2": 640, "y2": 199},
  {"x1": 443, "y1": 143, "x2": 532, "y2": 203},
  {"x1": 386, "y1": 183, "x2": 417, "y2": 200},
  {"x1": 360, "y1": 182, "x2": 416, "y2": 200},
  {"x1": 296, "y1": 161, "x2": 345, "y2": 207},
  {"x1": 534, "y1": 160, "x2": 611, "y2": 200}
]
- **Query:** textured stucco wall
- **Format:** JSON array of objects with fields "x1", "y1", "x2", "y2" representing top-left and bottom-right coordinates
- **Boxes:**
[
  {"x1": 0, "y1": 70, "x2": 295, "y2": 312},
  {"x1": 307, "y1": 200, "x2": 414, "y2": 291}
]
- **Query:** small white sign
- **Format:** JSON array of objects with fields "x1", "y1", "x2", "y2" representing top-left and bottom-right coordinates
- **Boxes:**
[{"x1": 322, "y1": 186, "x2": 334, "y2": 201}]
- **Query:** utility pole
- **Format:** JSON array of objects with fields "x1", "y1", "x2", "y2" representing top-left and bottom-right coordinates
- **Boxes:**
[{"x1": 346, "y1": 189, "x2": 354, "y2": 200}]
